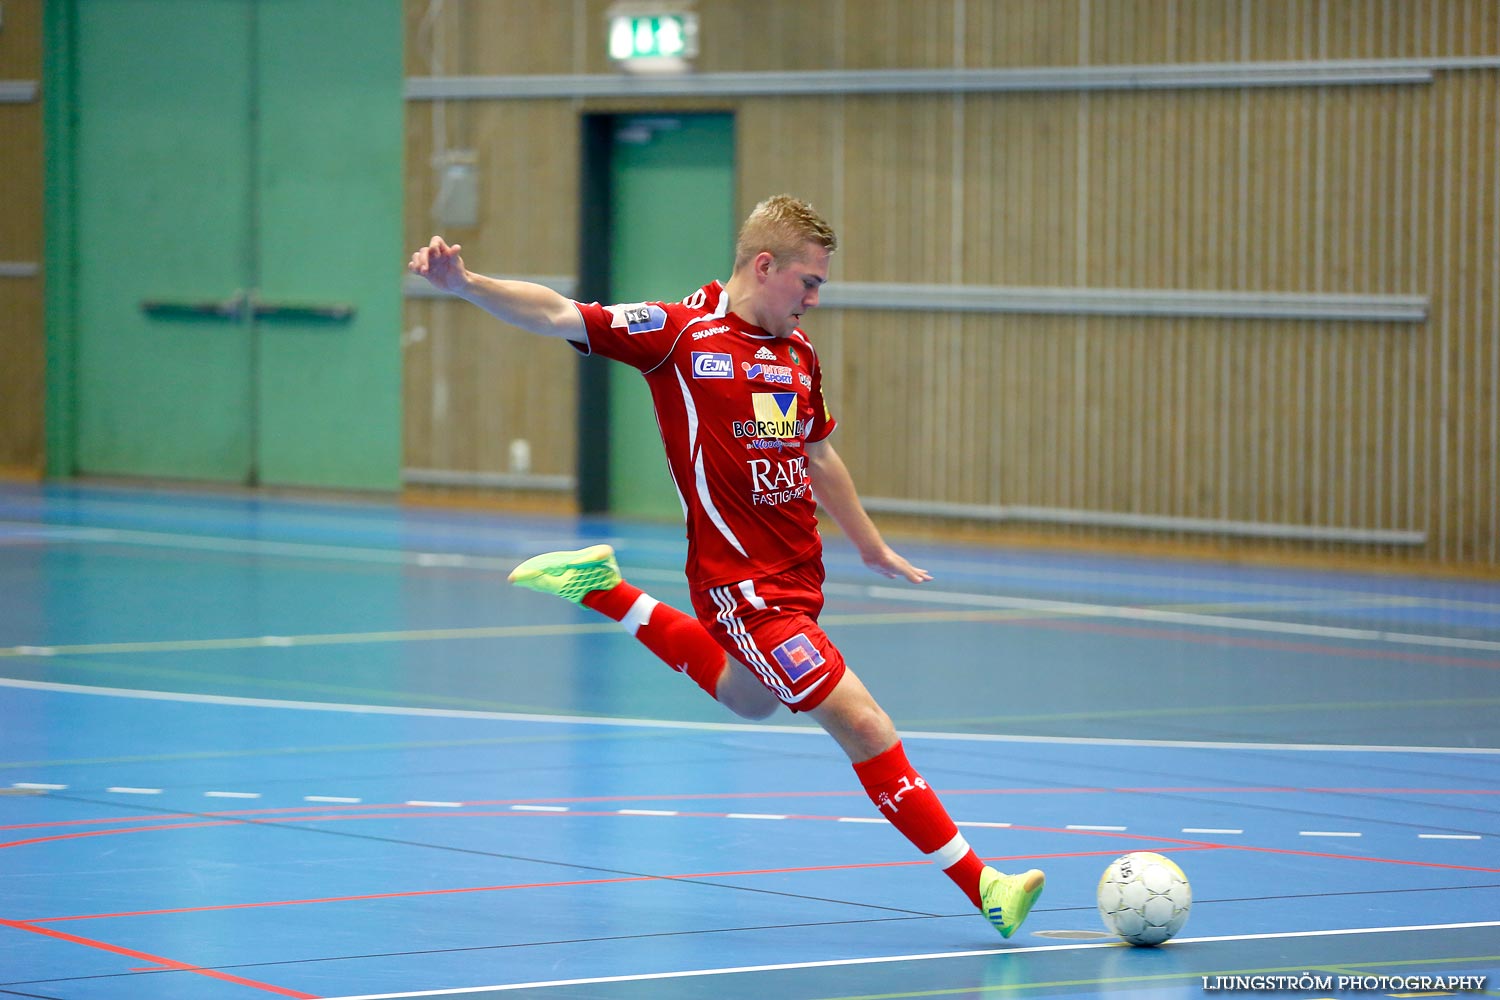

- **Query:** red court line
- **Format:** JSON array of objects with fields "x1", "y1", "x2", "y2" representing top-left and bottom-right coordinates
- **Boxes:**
[
  {"x1": 3, "y1": 820, "x2": 238, "y2": 850},
  {"x1": 2, "y1": 812, "x2": 209, "y2": 832},
  {"x1": 1306, "y1": 787, "x2": 1500, "y2": 795},
  {"x1": 1009, "y1": 824, "x2": 1500, "y2": 875},
  {"x1": 8, "y1": 784, "x2": 1495, "y2": 835},
  {"x1": 1224, "y1": 843, "x2": 1500, "y2": 874},
  {"x1": 0, "y1": 917, "x2": 319, "y2": 998},
  {"x1": 0, "y1": 802, "x2": 417, "y2": 833},
  {"x1": 28, "y1": 845, "x2": 1222, "y2": 924}
]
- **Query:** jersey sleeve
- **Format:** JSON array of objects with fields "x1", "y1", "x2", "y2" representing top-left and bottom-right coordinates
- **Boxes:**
[
  {"x1": 570, "y1": 299, "x2": 683, "y2": 373},
  {"x1": 805, "y1": 342, "x2": 838, "y2": 443}
]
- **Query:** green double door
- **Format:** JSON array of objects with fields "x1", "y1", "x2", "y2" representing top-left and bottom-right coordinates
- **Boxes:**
[
  {"x1": 65, "y1": 0, "x2": 402, "y2": 489},
  {"x1": 606, "y1": 114, "x2": 736, "y2": 519}
]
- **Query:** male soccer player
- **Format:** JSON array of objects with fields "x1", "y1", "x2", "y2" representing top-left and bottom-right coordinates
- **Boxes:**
[{"x1": 408, "y1": 195, "x2": 1044, "y2": 937}]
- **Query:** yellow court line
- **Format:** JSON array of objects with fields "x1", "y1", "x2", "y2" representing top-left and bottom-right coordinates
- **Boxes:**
[
  {"x1": 0, "y1": 622, "x2": 618, "y2": 657},
  {"x1": 901, "y1": 695, "x2": 1500, "y2": 729},
  {"x1": 0, "y1": 610, "x2": 1079, "y2": 658},
  {"x1": 806, "y1": 954, "x2": 1500, "y2": 1000},
  {"x1": 0, "y1": 652, "x2": 635, "y2": 720},
  {"x1": 0, "y1": 594, "x2": 1457, "y2": 659}
]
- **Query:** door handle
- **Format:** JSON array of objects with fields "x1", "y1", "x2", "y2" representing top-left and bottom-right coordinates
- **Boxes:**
[
  {"x1": 139, "y1": 290, "x2": 355, "y2": 323},
  {"x1": 251, "y1": 298, "x2": 355, "y2": 322},
  {"x1": 140, "y1": 289, "x2": 249, "y2": 320}
]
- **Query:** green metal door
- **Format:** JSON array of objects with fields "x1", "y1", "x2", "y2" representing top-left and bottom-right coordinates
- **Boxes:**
[
  {"x1": 607, "y1": 114, "x2": 735, "y2": 519},
  {"x1": 73, "y1": 1, "x2": 256, "y2": 482},
  {"x1": 68, "y1": 0, "x2": 402, "y2": 489}
]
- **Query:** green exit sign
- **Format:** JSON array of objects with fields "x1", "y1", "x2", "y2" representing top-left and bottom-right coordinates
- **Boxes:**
[{"x1": 608, "y1": 11, "x2": 699, "y2": 66}]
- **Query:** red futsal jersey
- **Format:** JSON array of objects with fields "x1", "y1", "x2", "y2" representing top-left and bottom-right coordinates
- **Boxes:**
[{"x1": 572, "y1": 281, "x2": 837, "y2": 589}]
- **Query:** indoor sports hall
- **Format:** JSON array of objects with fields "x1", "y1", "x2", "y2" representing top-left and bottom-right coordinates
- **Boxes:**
[
  {"x1": 3, "y1": 3, "x2": 1498, "y2": 999},
  {"x1": 1, "y1": 484, "x2": 1498, "y2": 998}
]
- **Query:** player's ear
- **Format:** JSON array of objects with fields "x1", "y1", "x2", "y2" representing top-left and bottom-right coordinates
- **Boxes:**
[{"x1": 754, "y1": 251, "x2": 776, "y2": 280}]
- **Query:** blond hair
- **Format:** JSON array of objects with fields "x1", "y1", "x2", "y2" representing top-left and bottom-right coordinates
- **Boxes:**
[{"x1": 733, "y1": 195, "x2": 838, "y2": 271}]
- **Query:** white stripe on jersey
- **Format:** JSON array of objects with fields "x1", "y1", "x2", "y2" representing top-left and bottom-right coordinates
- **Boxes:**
[
  {"x1": 737, "y1": 579, "x2": 768, "y2": 610},
  {"x1": 710, "y1": 582, "x2": 832, "y2": 706},
  {"x1": 653, "y1": 408, "x2": 690, "y2": 521},
  {"x1": 673, "y1": 367, "x2": 748, "y2": 557},
  {"x1": 709, "y1": 584, "x2": 791, "y2": 703}
]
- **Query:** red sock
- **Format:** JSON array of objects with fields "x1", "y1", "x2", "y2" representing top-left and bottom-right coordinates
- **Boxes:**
[
  {"x1": 581, "y1": 582, "x2": 726, "y2": 697},
  {"x1": 852, "y1": 741, "x2": 986, "y2": 908}
]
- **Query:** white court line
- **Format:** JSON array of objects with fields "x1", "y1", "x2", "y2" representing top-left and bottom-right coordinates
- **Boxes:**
[
  {"x1": 865, "y1": 585, "x2": 1500, "y2": 654},
  {"x1": 12, "y1": 516, "x2": 1498, "y2": 615},
  {"x1": 1183, "y1": 827, "x2": 1243, "y2": 835},
  {"x1": 0, "y1": 522, "x2": 669, "y2": 580},
  {"x1": 9, "y1": 523, "x2": 1497, "y2": 652},
  {"x1": 1418, "y1": 833, "x2": 1482, "y2": 840},
  {"x1": 317, "y1": 919, "x2": 1500, "y2": 999},
  {"x1": 106, "y1": 787, "x2": 161, "y2": 795},
  {"x1": 2, "y1": 677, "x2": 1496, "y2": 755},
  {"x1": 203, "y1": 791, "x2": 260, "y2": 799},
  {"x1": 1300, "y1": 830, "x2": 1363, "y2": 838},
  {"x1": 1066, "y1": 824, "x2": 1127, "y2": 831},
  {"x1": 305, "y1": 796, "x2": 362, "y2": 804},
  {"x1": 510, "y1": 805, "x2": 568, "y2": 813}
]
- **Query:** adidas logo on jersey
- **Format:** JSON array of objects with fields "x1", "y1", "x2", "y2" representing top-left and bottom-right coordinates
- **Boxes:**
[{"x1": 755, "y1": 346, "x2": 778, "y2": 360}]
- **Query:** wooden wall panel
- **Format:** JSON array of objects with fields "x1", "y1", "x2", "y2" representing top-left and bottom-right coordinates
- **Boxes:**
[
  {"x1": 0, "y1": 0, "x2": 44, "y2": 475},
  {"x1": 0, "y1": 0, "x2": 41, "y2": 75},
  {"x1": 402, "y1": 0, "x2": 1499, "y2": 569},
  {"x1": 0, "y1": 280, "x2": 44, "y2": 473}
]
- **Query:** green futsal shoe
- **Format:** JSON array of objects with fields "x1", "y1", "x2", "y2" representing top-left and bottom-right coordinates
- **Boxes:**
[
  {"x1": 507, "y1": 544, "x2": 622, "y2": 604},
  {"x1": 979, "y1": 866, "x2": 1046, "y2": 939}
]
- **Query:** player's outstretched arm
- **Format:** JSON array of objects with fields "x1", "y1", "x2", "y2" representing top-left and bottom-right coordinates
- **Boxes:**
[
  {"x1": 408, "y1": 236, "x2": 585, "y2": 344},
  {"x1": 805, "y1": 438, "x2": 932, "y2": 584}
]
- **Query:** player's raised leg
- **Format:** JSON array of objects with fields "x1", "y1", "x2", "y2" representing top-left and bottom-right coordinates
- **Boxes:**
[
  {"x1": 811, "y1": 670, "x2": 1046, "y2": 938},
  {"x1": 508, "y1": 545, "x2": 778, "y2": 719}
]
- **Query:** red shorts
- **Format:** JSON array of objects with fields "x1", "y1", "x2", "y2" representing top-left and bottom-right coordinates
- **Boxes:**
[{"x1": 690, "y1": 556, "x2": 847, "y2": 713}]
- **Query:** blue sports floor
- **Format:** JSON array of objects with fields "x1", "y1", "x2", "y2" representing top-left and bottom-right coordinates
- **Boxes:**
[{"x1": 1, "y1": 481, "x2": 1497, "y2": 999}]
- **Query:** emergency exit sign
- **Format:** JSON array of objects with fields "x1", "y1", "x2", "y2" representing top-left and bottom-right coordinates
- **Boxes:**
[{"x1": 608, "y1": 10, "x2": 698, "y2": 67}]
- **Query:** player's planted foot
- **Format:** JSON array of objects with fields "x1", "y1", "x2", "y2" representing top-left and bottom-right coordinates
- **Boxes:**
[
  {"x1": 979, "y1": 866, "x2": 1045, "y2": 938},
  {"x1": 508, "y1": 544, "x2": 622, "y2": 604}
]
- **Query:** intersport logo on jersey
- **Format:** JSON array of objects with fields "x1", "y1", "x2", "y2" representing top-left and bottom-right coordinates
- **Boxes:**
[{"x1": 741, "y1": 361, "x2": 793, "y2": 385}]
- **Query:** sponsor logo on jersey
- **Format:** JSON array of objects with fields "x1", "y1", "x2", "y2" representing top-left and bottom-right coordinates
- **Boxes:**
[
  {"x1": 732, "y1": 392, "x2": 810, "y2": 441},
  {"x1": 799, "y1": 372, "x2": 813, "y2": 389},
  {"x1": 691, "y1": 324, "x2": 731, "y2": 341},
  {"x1": 607, "y1": 302, "x2": 668, "y2": 335},
  {"x1": 747, "y1": 455, "x2": 810, "y2": 507},
  {"x1": 691, "y1": 352, "x2": 734, "y2": 379},
  {"x1": 741, "y1": 361, "x2": 793, "y2": 385},
  {"x1": 754, "y1": 345, "x2": 778, "y2": 360},
  {"x1": 771, "y1": 632, "x2": 825, "y2": 681}
]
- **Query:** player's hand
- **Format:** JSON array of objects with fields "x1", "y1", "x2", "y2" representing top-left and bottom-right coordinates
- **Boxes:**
[
  {"x1": 862, "y1": 546, "x2": 932, "y2": 584},
  {"x1": 408, "y1": 236, "x2": 468, "y2": 294}
]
